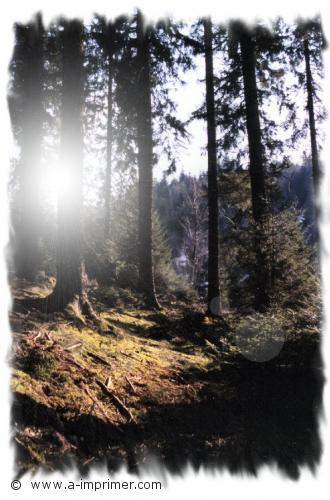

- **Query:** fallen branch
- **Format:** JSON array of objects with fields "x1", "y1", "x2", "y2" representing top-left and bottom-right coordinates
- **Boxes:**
[
  {"x1": 82, "y1": 456, "x2": 95, "y2": 466},
  {"x1": 95, "y1": 379, "x2": 136, "y2": 423},
  {"x1": 15, "y1": 437, "x2": 45, "y2": 464},
  {"x1": 125, "y1": 376, "x2": 137, "y2": 394},
  {"x1": 33, "y1": 332, "x2": 43, "y2": 342},
  {"x1": 45, "y1": 331, "x2": 53, "y2": 342},
  {"x1": 55, "y1": 350, "x2": 93, "y2": 377},
  {"x1": 83, "y1": 385, "x2": 112, "y2": 424},
  {"x1": 85, "y1": 350, "x2": 112, "y2": 367},
  {"x1": 65, "y1": 342, "x2": 83, "y2": 351},
  {"x1": 120, "y1": 351, "x2": 141, "y2": 362},
  {"x1": 204, "y1": 338, "x2": 222, "y2": 358}
]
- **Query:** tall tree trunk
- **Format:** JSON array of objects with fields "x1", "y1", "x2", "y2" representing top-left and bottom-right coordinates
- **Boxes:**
[
  {"x1": 104, "y1": 26, "x2": 114, "y2": 242},
  {"x1": 203, "y1": 18, "x2": 221, "y2": 316},
  {"x1": 136, "y1": 11, "x2": 160, "y2": 309},
  {"x1": 303, "y1": 35, "x2": 320, "y2": 247},
  {"x1": 239, "y1": 28, "x2": 270, "y2": 311},
  {"x1": 46, "y1": 21, "x2": 93, "y2": 316},
  {"x1": 14, "y1": 16, "x2": 44, "y2": 280},
  {"x1": 303, "y1": 36, "x2": 320, "y2": 193}
]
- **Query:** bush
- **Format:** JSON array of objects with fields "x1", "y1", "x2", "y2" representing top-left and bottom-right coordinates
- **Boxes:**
[
  {"x1": 226, "y1": 209, "x2": 320, "y2": 320},
  {"x1": 83, "y1": 184, "x2": 197, "y2": 303},
  {"x1": 231, "y1": 312, "x2": 286, "y2": 362}
]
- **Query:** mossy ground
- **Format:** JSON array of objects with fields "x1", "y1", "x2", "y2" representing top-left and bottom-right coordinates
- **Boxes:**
[{"x1": 10, "y1": 280, "x2": 323, "y2": 478}]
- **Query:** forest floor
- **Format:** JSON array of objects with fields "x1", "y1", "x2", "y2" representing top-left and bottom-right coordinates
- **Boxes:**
[{"x1": 9, "y1": 279, "x2": 323, "y2": 479}]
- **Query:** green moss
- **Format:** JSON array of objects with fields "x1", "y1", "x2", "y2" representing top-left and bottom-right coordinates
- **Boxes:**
[
  {"x1": 20, "y1": 349, "x2": 56, "y2": 381},
  {"x1": 12, "y1": 306, "x2": 215, "y2": 431},
  {"x1": 11, "y1": 369, "x2": 34, "y2": 394}
]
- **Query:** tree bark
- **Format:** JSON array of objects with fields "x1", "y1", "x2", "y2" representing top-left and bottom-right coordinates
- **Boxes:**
[
  {"x1": 303, "y1": 36, "x2": 320, "y2": 193},
  {"x1": 14, "y1": 16, "x2": 44, "y2": 280},
  {"x1": 203, "y1": 18, "x2": 221, "y2": 316},
  {"x1": 239, "y1": 27, "x2": 270, "y2": 311},
  {"x1": 104, "y1": 25, "x2": 114, "y2": 242},
  {"x1": 136, "y1": 11, "x2": 160, "y2": 309},
  {"x1": 44, "y1": 21, "x2": 93, "y2": 315}
]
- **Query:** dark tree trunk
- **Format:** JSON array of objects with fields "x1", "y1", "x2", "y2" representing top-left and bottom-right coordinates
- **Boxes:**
[
  {"x1": 14, "y1": 16, "x2": 44, "y2": 280},
  {"x1": 45, "y1": 21, "x2": 93, "y2": 316},
  {"x1": 239, "y1": 28, "x2": 270, "y2": 311},
  {"x1": 104, "y1": 25, "x2": 114, "y2": 242},
  {"x1": 303, "y1": 37, "x2": 320, "y2": 193},
  {"x1": 203, "y1": 18, "x2": 221, "y2": 316},
  {"x1": 136, "y1": 11, "x2": 160, "y2": 309},
  {"x1": 303, "y1": 35, "x2": 320, "y2": 246}
]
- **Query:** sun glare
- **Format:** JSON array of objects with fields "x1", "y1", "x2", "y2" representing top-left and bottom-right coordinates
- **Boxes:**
[
  {"x1": 41, "y1": 164, "x2": 75, "y2": 206},
  {"x1": 52, "y1": 168, "x2": 74, "y2": 196}
]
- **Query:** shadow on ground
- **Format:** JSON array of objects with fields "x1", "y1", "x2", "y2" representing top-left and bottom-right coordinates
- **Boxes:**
[{"x1": 12, "y1": 337, "x2": 323, "y2": 480}]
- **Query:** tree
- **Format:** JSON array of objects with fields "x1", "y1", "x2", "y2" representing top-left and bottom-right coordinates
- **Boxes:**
[
  {"x1": 90, "y1": 17, "x2": 128, "y2": 242},
  {"x1": 203, "y1": 18, "x2": 221, "y2": 315},
  {"x1": 180, "y1": 177, "x2": 208, "y2": 287},
  {"x1": 227, "y1": 22, "x2": 272, "y2": 311},
  {"x1": 303, "y1": 33, "x2": 319, "y2": 193},
  {"x1": 266, "y1": 18, "x2": 326, "y2": 248},
  {"x1": 112, "y1": 12, "x2": 193, "y2": 308},
  {"x1": 8, "y1": 14, "x2": 44, "y2": 280},
  {"x1": 135, "y1": 11, "x2": 160, "y2": 309},
  {"x1": 292, "y1": 20, "x2": 325, "y2": 246},
  {"x1": 282, "y1": 19, "x2": 325, "y2": 194},
  {"x1": 103, "y1": 23, "x2": 115, "y2": 242},
  {"x1": 43, "y1": 20, "x2": 94, "y2": 316},
  {"x1": 80, "y1": 16, "x2": 133, "y2": 286},
  {"x1": 193, "y1": 22, "x2": 284, "y2": 311}
]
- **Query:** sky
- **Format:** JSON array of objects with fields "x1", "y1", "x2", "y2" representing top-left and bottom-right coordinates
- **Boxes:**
[
  {"x1": 154, "y1": 33, "x2": 313, "y2": 183},
  {"x1": 155, "y1": 56, "x2": 207, "y2": 181}
]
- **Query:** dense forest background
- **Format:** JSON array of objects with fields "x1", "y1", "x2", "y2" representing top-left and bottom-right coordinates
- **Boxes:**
[{"x1": 7, "y1": 12, "x2": 326, "y2": 478}]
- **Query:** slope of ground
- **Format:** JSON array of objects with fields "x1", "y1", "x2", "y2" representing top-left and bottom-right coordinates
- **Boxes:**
[{"x1": 9, "y1": 280, "x2": 323, "y2": 479}]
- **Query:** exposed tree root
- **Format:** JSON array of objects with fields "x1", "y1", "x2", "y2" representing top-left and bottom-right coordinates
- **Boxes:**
[
  {"x1": 143, "y1": 294, "x2": 162, "y2": 311},
  {"x1": 13, "y1": 291, "x2": 98, "y2": 325}
]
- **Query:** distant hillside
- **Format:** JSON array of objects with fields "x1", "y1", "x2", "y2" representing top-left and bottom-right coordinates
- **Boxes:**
[{"x1": 155, "y1": 162, "x2": 318, "y2": 258}]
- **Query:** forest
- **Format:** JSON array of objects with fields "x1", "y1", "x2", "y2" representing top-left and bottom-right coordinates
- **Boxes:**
[{"x1": 7, "y1": 11, "x2": 325, "y2": 479}]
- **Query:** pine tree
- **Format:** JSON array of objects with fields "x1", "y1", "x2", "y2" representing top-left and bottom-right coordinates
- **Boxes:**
[
  {"x1": 89, "y1": 17, "x2": 130, "y2": 243},
  {"x1": 229, "y1": 22, "x2": 271, "y2": 310},
  {"x1": 44, "y1": 20, "x2": 95, "y2": 316},
  {"x1": 114, "y1": 11, "x2": 192, "y2": 308},
  {"x1": 285, "y1": 19, "x2": 325, "y2": 246},
  {"x1": 8, "y1": 14, "x2": 44, "y2": 280},
  {"x1": 135, "y1": 10, "x2": 160, "y2": 309},
  {"x1": 285, "y1": 19, "x2": 325, "y2": 193},
  {"x1": 203, "y1": 18, "x2": 221, "y2": 315}
]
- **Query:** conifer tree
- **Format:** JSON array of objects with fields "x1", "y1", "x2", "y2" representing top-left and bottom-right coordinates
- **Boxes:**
[
  {"x1": 8, "y1": 14, "x2": 44, "y2": 280},
  {"x1": 203, "y1": 18, "x2": 221, "y2": 315},
  {"x1": 44, "y1": 20, "x2": 95, "y2": 315},
  {"x1": 114, "y1": 11, "x2": 192, "y2": 308},
  {"x1": 135, "y1": 10, "x2": 160, "y2": 309}
]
